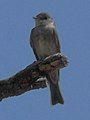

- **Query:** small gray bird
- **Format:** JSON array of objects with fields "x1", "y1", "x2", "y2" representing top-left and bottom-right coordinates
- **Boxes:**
[{"x1": 30, "y1": 12, "x2": 64, "y2": 105}]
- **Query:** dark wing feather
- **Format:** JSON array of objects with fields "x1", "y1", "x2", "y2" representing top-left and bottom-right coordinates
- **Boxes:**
[
  {"x1": 51, "y1": 28, "x2": 61, "y2": 80},
  {"x1": 51, "y1": 28, "x2": 61, "y2": 53},
  {"x1": 30, "y1": 28, "x2": 39, "y2": 60}
]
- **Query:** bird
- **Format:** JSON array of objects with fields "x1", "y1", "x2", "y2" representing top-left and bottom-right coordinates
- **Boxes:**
[{"x1": 30, "y1": 12, "x2": 64, "y2": 105}]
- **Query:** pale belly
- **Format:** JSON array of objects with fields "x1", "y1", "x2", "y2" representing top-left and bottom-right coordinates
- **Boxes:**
[{"x1": 35, "y1": 36, "x2": 57, "y2": 60}]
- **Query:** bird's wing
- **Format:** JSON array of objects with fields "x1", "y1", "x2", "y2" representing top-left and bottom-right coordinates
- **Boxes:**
[
  {"x1": 30, "y1": 28, "x2": 39, "y2": 60},
  {"x1": 51, "y1": 28, "x2": 61, "y2": 53},
  {"x1": 50, "y1": 28, "x2": 61, "y2": 80}
]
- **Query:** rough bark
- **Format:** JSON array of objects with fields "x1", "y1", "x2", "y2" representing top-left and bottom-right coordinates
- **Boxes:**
[{"x1": 0, "y1": 53, "x2": 68, "y2": 101}]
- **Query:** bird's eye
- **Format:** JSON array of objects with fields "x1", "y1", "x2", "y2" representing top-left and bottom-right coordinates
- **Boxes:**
[
  {"x1": 39, "y1": 16, "x2": 48, "y2": 20},
  {"x1": 44, "y1": 17, "x2": 47, "y2": 20}
]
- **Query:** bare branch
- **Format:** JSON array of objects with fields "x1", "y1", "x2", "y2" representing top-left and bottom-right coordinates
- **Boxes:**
[{"x1": 0, "y1": 53, "x2": 68, "y2": 101}]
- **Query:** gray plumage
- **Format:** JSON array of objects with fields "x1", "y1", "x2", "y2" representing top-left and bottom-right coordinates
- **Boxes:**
[{"x1": 30, "y1": 12, "x2": 64, "y2": 105}]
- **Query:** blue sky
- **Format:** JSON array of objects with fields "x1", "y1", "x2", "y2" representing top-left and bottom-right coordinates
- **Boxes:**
[{"x1": 0, "y1": 0, "x2": 90, "y2": 120}]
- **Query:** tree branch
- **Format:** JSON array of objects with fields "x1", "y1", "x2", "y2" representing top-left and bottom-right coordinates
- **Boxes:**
[{"x1": 0, "y1": 53, "x2": 68, "y2": 101}]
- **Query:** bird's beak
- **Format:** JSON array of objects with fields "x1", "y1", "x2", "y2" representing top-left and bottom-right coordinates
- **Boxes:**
[{"x1": 33, "y1": 16, "x2": 37, "y2": 19}]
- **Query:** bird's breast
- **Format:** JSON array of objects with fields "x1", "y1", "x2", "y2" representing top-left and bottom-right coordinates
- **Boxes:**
[{"x1": 34, "y1": 29, "x2": 57, "y2": 59}]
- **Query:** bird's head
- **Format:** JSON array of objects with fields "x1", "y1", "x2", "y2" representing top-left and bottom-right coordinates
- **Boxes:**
[{"x1": 33, "y1": 12, "x2": 54, "y2": 27}]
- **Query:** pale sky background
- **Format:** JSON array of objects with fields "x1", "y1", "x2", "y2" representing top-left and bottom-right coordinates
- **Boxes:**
[{"x1": 0, "y1": 0, "x2": 90, "y2": 120}]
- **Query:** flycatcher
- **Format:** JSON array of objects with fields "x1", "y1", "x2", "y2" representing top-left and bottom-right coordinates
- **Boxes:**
[{"x1": 30, "y1": 12, "x2": 64, "y2": 105}]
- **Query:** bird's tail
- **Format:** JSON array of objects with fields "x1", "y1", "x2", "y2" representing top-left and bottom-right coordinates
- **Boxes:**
[{"x1": 46, "y1": 70, "x2": 64, "y2": 105}]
